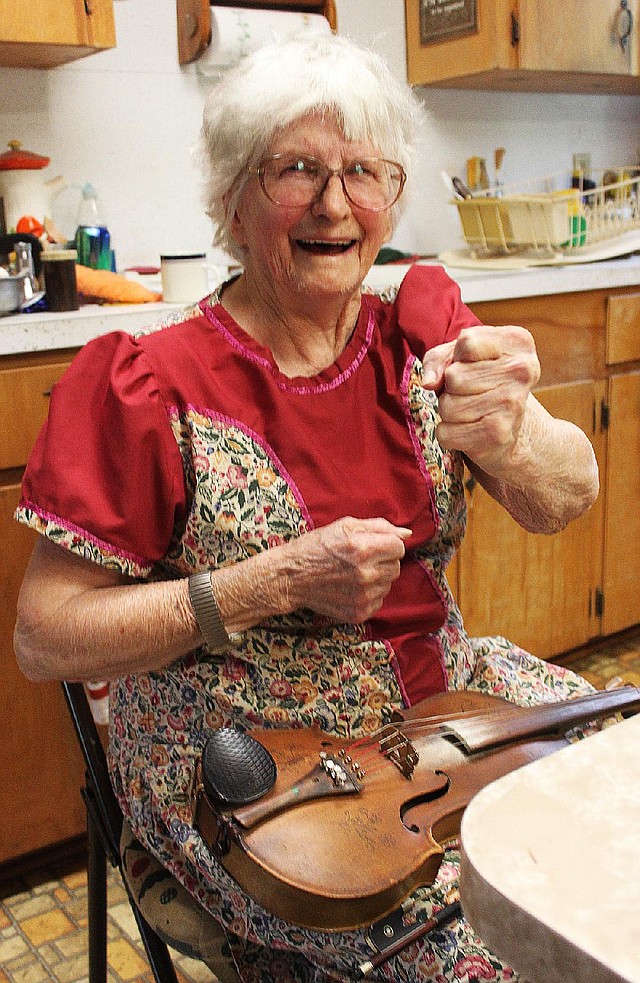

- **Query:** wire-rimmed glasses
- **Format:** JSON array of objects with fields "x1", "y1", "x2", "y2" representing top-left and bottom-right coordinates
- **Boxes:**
[{"x1": 250, "y1": 154, "x2": 406, "y2": 212}]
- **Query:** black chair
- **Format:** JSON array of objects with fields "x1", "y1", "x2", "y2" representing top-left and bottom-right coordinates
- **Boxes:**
[{"x1": 61, "y1": 681, "x2": 180, "y2": 983}]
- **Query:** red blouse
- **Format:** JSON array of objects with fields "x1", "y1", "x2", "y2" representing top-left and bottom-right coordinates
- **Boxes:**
[{"x1": 20, "y1": 265, "x2": 480, "y2": 702}]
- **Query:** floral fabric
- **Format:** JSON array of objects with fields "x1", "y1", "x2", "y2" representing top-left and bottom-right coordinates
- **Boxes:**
[{"x1": 15, "y1": 270, "x2": 595, "y2": 982}]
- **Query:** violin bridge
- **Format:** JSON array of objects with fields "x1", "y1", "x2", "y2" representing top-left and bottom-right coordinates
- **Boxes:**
[{"x1": 377, "y1": 727, "x2": 419, "y2": 779}]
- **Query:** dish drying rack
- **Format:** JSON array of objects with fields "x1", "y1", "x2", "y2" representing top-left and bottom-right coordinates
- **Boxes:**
[{"x1": 453, "y1": 168, "x2": 640, "y2": 261}]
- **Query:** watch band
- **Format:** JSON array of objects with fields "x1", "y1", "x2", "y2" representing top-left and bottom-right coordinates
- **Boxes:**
[{"x1": 188, "y1": 571, "x2": 232, "y2": 651}]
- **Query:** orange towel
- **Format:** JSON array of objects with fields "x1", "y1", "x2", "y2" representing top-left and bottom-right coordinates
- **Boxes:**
[{"x1": 75, "y1": 264, "x2": 162, "y2": 304}]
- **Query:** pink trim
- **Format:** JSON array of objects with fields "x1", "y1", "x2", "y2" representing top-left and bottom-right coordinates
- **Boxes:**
[
  {"x1": 17, "y1": 500, "x2": 152, "y2": 572},
  {"x1": 176, "y1": 404, "x2": 315, "y2": 530},
  {"x1": 383, "y1": 638, "x2": 412, "y2": 708},
  {"x1": 199, "y1": 301, "x2": 376, "y2": 395},
  {"x1": 200, "y1": 301, "x2": 274, "y2": 372},
  {"x1": 401, "y1": 355, "x2": 439, "y2": 531}
]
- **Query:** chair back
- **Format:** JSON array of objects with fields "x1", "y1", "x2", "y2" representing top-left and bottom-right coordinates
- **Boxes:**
[{"x1": 61, "y1": 681, "x2": 121, "y2": 865}]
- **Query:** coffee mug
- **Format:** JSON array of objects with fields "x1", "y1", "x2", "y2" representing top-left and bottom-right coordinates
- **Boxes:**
[{"x1": 160, "y1": 253, "x2": 208, "y2": 303}]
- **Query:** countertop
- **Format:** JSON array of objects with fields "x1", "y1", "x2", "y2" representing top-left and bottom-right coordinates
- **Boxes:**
[{"x1": 1, "y1": 254, "x2": 639, "y2": 358}]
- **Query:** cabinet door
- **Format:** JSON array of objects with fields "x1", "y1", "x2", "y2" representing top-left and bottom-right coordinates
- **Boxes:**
[
  {"x1": 405, "y1": 0, "x2": 515, "y2": 88},
  {"x1": 0, "y1": 359, "x2": 71, "y2": 470},
  {"x1": 0, "y1": 482, "x2": 86, "y2": 863},
  {"x1": 457, "y1": 381, "x2": 604, "y2": 660},
  {"x1": 405, "y1": 0, "x2": 639, "y2": 91},
  {"x1": 519, "y1": 0, "x2": 638, "y2": 76},
  {"x1": 602, "y1": 371, "x2": 640, "y2": 635},
  {"x1": 0, "y1": 0, "x2": 115, "y2": 68}
]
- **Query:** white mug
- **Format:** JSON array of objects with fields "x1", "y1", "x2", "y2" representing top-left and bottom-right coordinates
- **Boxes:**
[{"x1": 160, "y1": 253, "x2": 208, "y2": 303}]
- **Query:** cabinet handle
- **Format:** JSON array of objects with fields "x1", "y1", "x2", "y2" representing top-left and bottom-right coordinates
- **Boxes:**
[
  {"x1": 84, "y1": 0, "x2": 94, "y2": 15},
  {"x1": 616, "y1": 0, "x2": 633, "y2": 52},
  {"x1": 43, "y1": 388, "x2": 52, "y2": 397},
  {"x1": 510, "y1": 12, "x2": 520, "y2": 46}
]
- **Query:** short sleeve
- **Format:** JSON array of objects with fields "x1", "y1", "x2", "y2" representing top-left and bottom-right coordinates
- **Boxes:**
[
  {"x1": 394, "y1": 264, "x2": 482, "y2": 357},
  {"x1": 16, "y1": 330, "x2": 187, "y2": 577}
]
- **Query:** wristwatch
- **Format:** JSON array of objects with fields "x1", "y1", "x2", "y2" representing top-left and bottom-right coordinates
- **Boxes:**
[{"x1": 188, "y1": 571, "x2": 234, "y2": 651}]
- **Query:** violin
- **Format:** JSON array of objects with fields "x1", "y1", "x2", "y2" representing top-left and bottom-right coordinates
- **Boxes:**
[{"x1": 193, "y1": 686, "x2": 640, "y2": 931}]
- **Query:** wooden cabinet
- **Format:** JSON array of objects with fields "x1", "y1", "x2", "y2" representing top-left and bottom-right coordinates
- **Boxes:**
[
  {"x1": 405, "y1": 0, "x2": 640, "y2": 94},
  {"x1": 602, "y1": 293, "x2": 640, "y2": 635},
  {"x1": 458, "y1": 381, "x2": 605, "y2": 659},
  {"x1": 0, "y1": 350, "x2": 86, "y2": 865},
  {"x1": 453, "y1": 286, "x2": 640, "y2": 660},
  {"x1": 0, "y1": 0, "x2": 116, "y2": 69}
]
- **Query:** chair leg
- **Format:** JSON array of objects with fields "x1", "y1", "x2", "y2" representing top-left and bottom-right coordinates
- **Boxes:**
[
  {"x1": 128, "y1": 896, "x2": 180, "y2": 983},
  {"x1": 86, "y1": 809, "x2": 108, "y2": 983}
]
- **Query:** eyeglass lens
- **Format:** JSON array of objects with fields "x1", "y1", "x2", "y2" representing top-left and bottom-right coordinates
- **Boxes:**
[{"x1": 260, "y1": 155, "x2": 404, "y2": 210}]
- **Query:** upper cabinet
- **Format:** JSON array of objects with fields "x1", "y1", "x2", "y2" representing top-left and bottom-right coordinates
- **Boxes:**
[
  {"x1": 405, "y1": 0, "x2": 640, "y2": 94},
  {"x1": 0, "y1": 0, "x2": 116, "y2": 69}
]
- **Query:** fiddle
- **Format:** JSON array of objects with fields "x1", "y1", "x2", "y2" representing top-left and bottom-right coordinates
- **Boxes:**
[{"x1": 193, "y1": 686, "x2": 640, "y2": 931}]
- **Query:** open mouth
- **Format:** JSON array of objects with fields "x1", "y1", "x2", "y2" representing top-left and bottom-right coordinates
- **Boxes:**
[{"x1": 295, "y1": 239, "x2": 357, "y2": 255}]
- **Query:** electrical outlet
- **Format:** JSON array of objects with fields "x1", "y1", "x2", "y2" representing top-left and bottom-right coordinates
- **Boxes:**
[{"x1": 572, "y1": 153, "x2": 591, "y2": 176}]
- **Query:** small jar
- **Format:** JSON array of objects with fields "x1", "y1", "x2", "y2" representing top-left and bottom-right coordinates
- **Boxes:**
[{"x1": 42, "y1": 248, "x2": 79, "y2": 311}]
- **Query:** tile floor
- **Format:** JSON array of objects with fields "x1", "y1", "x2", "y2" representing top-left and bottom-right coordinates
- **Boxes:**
[
  {"x1": 0, "y1": 859, "x2": 214, "y2": 983},
  {"x1": 1, "y1": 630, "x2": 639, "y2": 983}
]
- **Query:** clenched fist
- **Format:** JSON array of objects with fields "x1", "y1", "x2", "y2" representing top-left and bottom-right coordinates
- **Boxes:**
[{"x1": 421, "y1": 324, "x2": 540, "y2": 479}]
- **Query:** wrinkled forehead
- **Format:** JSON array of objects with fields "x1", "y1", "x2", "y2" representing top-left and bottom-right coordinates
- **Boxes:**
[{"x1": 265, "y1": 111, "x2": 384, "y2": 164}]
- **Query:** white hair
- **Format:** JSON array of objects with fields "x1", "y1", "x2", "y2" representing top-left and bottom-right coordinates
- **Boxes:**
[{"x1": 195, "y1": 34, "x2": 424, "y2": 261}]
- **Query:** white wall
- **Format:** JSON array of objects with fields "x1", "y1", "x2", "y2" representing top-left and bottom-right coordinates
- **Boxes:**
[{"x1": 1, "y1": 0, "x2": 639, "y2": 268}]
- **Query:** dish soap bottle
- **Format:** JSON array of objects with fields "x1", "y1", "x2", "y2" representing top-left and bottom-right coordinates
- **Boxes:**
[{"x1": 75, "y1": 183, "x2": 112, "y2": 269}]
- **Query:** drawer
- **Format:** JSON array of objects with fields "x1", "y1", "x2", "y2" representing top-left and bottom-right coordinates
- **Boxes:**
[
  {"x1": 606, "y1": 293, "x2": 640, "y2": 365},
  {"x1": 0, "y1": 361, "x2": 71, "y2": 470}
]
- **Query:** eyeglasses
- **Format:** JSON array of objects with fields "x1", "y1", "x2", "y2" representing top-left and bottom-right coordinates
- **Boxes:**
[{"x1": 249, "y1": 154, "x2": 406, "y2": 212}]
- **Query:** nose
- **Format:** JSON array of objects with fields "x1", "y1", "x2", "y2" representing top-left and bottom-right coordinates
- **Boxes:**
[{"x1": 311, "y1": 171, "x2": 352, "y2": 219}]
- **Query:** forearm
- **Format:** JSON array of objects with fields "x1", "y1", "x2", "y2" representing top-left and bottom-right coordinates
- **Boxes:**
[
  {"x1": 467, "y1": 395, "x2": 599, "y2": 534},
  {"x1": 15, "y1": 538, "x2": 297, "y2": 683},
  {"x1": 15, "y1": 517, "x2": 408, "y2": 683}
]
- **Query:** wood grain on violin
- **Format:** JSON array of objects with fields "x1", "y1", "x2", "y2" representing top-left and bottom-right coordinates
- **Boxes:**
[{"x1": 192, "y1": 687, "x2": 640, "y2": 930}]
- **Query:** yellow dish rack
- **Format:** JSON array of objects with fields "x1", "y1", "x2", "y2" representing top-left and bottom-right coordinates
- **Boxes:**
[{"x1": 454, "y1": 168, "x2": 640, "y2": 257}]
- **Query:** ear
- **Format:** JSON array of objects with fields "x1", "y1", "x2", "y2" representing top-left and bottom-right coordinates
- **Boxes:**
[
  {"x1": 381, "y1": 212, "x2": 394, "y2": 245},
  {"x1": 223, "y1": 189, "x2": 248, "y2": 248}
]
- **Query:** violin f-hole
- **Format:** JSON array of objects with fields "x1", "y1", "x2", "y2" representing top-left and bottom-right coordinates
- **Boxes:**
[{"x1": 400, "y1": 770, "x2": 450, "y2": 833}]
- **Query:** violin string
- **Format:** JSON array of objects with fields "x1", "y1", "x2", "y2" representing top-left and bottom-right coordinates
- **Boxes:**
[{"x1": 343, "y1": 708, "x2": 497, "y2": 767}]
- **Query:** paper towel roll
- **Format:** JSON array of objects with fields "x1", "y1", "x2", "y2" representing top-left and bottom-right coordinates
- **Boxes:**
[{"x1": 197, "y1": 6, "x2": 332, "y2": 78}]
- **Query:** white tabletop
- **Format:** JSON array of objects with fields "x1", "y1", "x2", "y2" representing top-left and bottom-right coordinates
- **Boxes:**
[{"x1": 460, "y1": 714, "x2": 640, "y2": 983}]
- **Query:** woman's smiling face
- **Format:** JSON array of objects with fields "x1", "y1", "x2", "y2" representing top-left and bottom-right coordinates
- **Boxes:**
[{"x1": 229, "y1": 114, "x2": 394, "y2": 303}]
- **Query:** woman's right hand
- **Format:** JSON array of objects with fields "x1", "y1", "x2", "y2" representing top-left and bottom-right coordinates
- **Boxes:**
[{"x1": 281, "y1": 516, "x2": 411, "y2": 623}]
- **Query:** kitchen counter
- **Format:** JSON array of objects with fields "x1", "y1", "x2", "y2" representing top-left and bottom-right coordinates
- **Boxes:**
[{"x1": 1, "y1": 255, "x2": 639, "y2": 357}]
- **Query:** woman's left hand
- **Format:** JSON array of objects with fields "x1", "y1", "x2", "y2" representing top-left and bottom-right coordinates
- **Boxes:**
[
  {"x1": 421, "y1": 322, "x2": 598, "y2": 534},
  {"x1": 421, "y1": 324, "x2": 540, "y2": 480}
]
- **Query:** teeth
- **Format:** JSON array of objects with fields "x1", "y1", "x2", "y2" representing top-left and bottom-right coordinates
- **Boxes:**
[{"x1": 299, "y1": 239, "x2": 353, "y2": 246}]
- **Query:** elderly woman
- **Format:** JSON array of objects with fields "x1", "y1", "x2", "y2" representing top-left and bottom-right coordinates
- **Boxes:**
[{"x1": 15, "y1": 34, "x2": 598, "y2": 983}]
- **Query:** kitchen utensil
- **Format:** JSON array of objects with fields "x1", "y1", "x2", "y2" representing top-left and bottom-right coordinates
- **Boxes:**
[
  {"x1": 494, "y1": 147, "x2": 506, "y2": 191},
  {"x1": 0, "y1": 141, "x2": 66, "y2": 232},
  {"x1": 452, "y1": 176, "x2": 472, "y2": 200},
  {"x1": 0, "y1": 232, "x2": 43, "y2": 277},
  {"x1": 0, "y1": 271, "x2": 41, "y2": 314}
]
